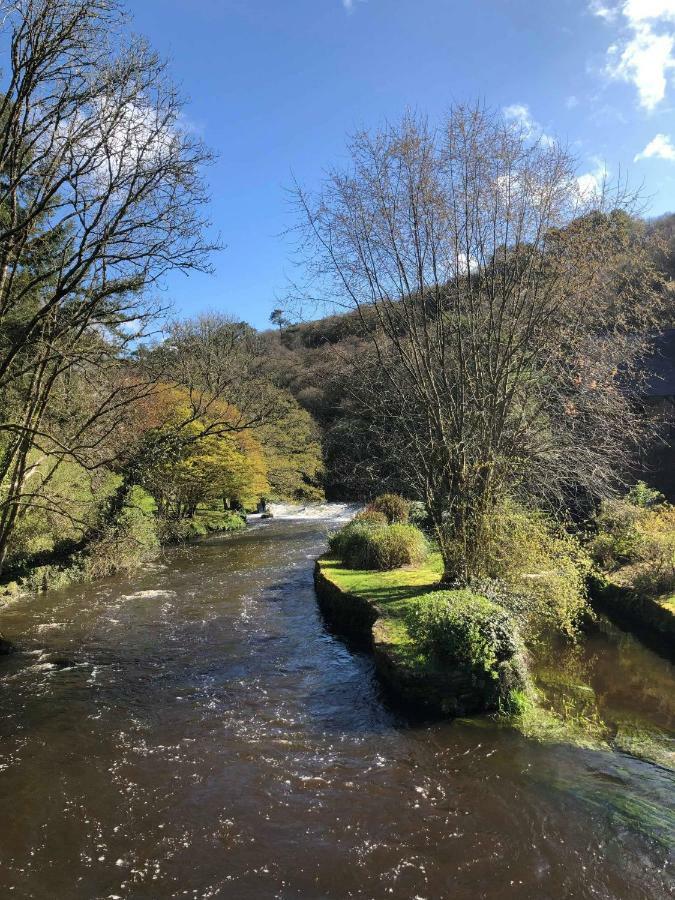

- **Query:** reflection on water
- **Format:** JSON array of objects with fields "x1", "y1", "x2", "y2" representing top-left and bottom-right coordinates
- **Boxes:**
[{"x1": 0, "y1": 520, "x2": 672, "y2": 899}]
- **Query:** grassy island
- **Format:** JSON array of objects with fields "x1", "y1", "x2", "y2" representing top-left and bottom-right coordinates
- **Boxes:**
[
  {"x1": 315, "y1": 536, "x2": 530, "y2": 718},
  {"x1": 314, "y1": 546, "x2": 675, "y2": 774},
  {"x1": 315, "y1": 489, "x2": 675, "y2": 737}
]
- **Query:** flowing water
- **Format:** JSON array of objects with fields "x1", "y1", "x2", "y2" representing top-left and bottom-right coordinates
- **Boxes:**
[{"x1": 0, "y1": 514, "x2": 673, "y2": 899}]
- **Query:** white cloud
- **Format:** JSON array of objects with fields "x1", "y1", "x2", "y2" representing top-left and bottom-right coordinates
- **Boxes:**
[
  {"x1": 593, "y1": 0, "x2": 675, "y2": 110},
  {"x1": 608, "y1": 22, "x2": 675, "y2": 109},
  {"x1": 590, "y1": 1, "x2": 619, "y2": 21},
  {"x1": 502, "y1": 103, "x2": 554, "y2": 145},
  {"x1": 565, "y1": 95, "x2": 579, "y2": 108},
  {"x1": 634, "y1": 132, "x2": 675, "y2": 160},
  {"x1": 576, "y1": 157, "x2": 608, "y2": 200},
  {"x1": 623, "y1": 0, "x2": 675, "y2": 23}
]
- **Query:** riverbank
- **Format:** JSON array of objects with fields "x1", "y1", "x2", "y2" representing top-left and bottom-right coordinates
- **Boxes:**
[
  {"x1": 0, "y1": 508, "x2": 246, "y2": 605},
  {"x1": 0, "y1": 501, "x2": 359, "y2": 606}
]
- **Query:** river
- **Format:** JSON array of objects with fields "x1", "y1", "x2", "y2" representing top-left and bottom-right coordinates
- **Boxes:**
[{"x1": 0, "y1": 515, "x2": 672, "y2": 899}]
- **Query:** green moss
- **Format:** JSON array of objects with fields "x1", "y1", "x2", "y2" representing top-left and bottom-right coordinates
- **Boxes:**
[
  {"x1": 613, "y1": 723, "x2": 675, "y2": 769},
  {"x1": 512, "y1": 688, "x2": 610, "y2": 750}
]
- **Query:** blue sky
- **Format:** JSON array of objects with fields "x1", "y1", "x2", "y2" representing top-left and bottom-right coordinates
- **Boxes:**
[{"x1": 128, "y1": 0, "x2": 675, "y2": 329}]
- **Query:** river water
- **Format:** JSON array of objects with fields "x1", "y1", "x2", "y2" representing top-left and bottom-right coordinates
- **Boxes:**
[{"x1": 0, "y1": 516, "x2": 672, "y2": 899}]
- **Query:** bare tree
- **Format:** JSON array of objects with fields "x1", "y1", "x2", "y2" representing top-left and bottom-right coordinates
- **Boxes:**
[
  {"x1": 295, "y1": 105, "x2": 666, "y2": 581},
  {"x1": 0, "y1": 0, "x2": 217, "y2": 571},
  {"x1": 148, "y1": 314, "x2": 281, "y2": 435}
]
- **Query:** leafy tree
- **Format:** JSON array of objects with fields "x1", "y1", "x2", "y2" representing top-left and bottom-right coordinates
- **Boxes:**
[
  {"x1": 259, "y1": 396, "x2": 324, "y2": 500},
  {"x1": 123, "y1": 386, "x2": 269, "y2": 517},
  {"x1": 270, "y1": 308, "x2": 289, "y2": 336}
]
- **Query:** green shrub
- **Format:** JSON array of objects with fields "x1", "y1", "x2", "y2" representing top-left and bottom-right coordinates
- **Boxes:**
[
  {"x1": 82, "y1": 486, "x2": 159, "y2": 579},
  {"x1": 328, "y1": 521, "x2": 428, "y2": 571},
  {"x1": 328, "y1": 521, "x2": 379, "y2": 568},
  {"x1": 627, "y1": 481, "x2": 664, "y2": 509},
  {"x1": 19, "y1": 561, "x2": 85, "y2": 594},
  {"x1": 589, "y1": 499, "x2": 646, "y2": 568},
  {"x1": 479, "y1": 498, "x2": 591, "y2": 637},
  {"x1": 629, "y1": 504, "x2": 675, "y2": 595},
  {"x1": 408, "y1": 590, "x2": 518, "y2": 663},
  {"x1": 369, "y1": 493, "x2": 410, "y2": 524},
  {"x1": 353, "y1": 508, "x2": 388, "y2": 527},
  {"x1": 158, "y1": 509, "x2": 246, "y2": 544},
  {"x1": 408, "y1": 501, "x2": 429, "y2": 527},
  {"x1": 368, "y1": 523, "x2": 428, "y2": 569},
  {"x1": 157, "y1": 516, "x2": 194, "y2": 544},
  {"x1": 406, "y1": 589, "x2": 528, "y2": 707},
  {"x1": 590, "y1": 483, "x2": 675, "y2": 595}
]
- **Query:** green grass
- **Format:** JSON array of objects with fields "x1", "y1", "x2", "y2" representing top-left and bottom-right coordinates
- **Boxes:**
[
  {"x1": 320, "y1": 551, "x2": 444, "y2": 614},
  {"x1": 657, "y1": 593, "x2": 675, "y2": 614},
  {"x1": 319, "y1": 552, "x2": 444, "y2": 666},
  {"x1": 319, "y1": 552, "x2": 525, "y2": 703}
]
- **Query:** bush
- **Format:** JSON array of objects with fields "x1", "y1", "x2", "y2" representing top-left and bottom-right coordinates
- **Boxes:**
[
  {"x1": 157, "y1": 516, "x2": 195, "y2": 544},
  {"x1": 353, "y1": 508, "x2": 389, "y2": 528},
  {"x1": 627, "y1": 481, "x2": 664, "y2": 509},
  {"x1": 328, "y1": 521, "x2": 378, "y2": 568},
  {"x1": 589, "y1": 499, "x2": 647, "y2": 568},
  {"x1": 589, "y1": 483, "x2": 675, "y2": 595},
  {"x1": 634, "y1": 505, "x2": 675, "y2": 594},
  {"x1": 328, "y1": 521, "x2": 428, "y2": 571},
  {"x1": 157, "y1": 509, "x2": 246, "y2": 544},
  {"x1": 406, "y1": 589, "x2": 527, "y2": 707},
  {"x1": 589, "y1": 482, "x2": 670, "y2": 570},
  {"x1": 82, "y1": 486, "x2": 159, "y2": 579},
  {"x1": 408, "y1": 501, "x2": 429, "y2": 527},
  {"x1": 369, "y1": 493, "x2": 410, "y2": 524},
  {"x1": 478, "y1": 498, "x2": 591, "y2": 637},
  {"x1": 369, "y1": 523, "x2": 429, "y2": 569}
]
